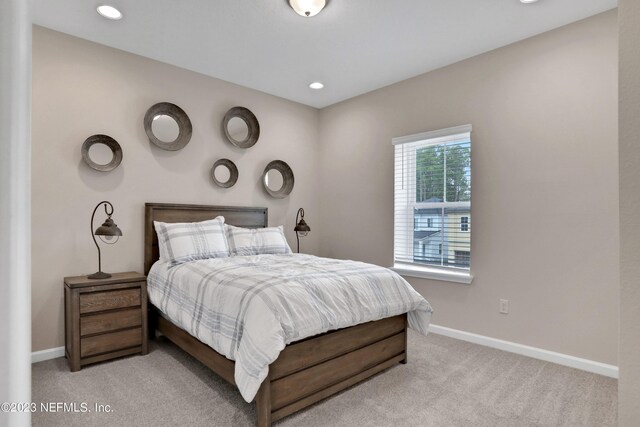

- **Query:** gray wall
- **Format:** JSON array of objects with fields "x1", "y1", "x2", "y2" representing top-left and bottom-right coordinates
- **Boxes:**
[
  {"x1": 317, "y1": 11, "x2": 619, "y2": 365},
  {"x1": 31, "y1": 26, "x2": 321, "y2": 352},
  {"x1": 32, "y1": 12, "x2": 621, "y2": 368},
  {"x1": 618, "y1": 0, "x2": 640, "y2": 423}
]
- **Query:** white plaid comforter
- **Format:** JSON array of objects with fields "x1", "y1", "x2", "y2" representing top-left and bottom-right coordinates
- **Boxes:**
[{"x1": 147, "y1": 254, "x2": 433, "y2": 402}]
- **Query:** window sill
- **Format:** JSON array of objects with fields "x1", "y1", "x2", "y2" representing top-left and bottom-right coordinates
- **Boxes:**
[{"x1": 391, "y1": 263, "x2": 473, "y2": 284}]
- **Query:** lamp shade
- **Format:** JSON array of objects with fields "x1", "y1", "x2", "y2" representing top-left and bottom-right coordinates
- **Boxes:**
[
  {"x1": 294, "y1": 218, "x2": 310, "y2": 235},
  {"x1": 94, "y1": 217, "x2": 122, "y2": 236},
  {"x1": 289, "y1": 0, "x2": 326, "y2": 17}
]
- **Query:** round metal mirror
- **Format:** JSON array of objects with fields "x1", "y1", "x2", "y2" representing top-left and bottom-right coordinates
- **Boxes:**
[
  {"x1": 223, "y1": 106, "x2": 260, "y2": 148},
  {"x1": 210, "y1": 159, "x2": 239, "y2": 188},
  {"x1": 262, "y1": 160, "x2": 294, "y2": 198},
  {"x1": 81, "y1": 135, "x2": 123, "y2": 172},
  {"x1": 144, "y1": 102, "x2": 192, "y2": 151}
]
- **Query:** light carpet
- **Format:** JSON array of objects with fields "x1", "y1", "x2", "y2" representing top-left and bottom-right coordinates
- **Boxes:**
[{"x1": 32, "y1": 330, "x2": 617, "y2": 426}]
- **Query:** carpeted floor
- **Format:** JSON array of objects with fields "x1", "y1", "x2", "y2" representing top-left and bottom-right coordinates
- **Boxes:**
[{"x1": 32, "y1": 331, "x2": 617, "y2": 426}]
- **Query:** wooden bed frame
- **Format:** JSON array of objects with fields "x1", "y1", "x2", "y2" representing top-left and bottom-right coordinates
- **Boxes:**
[{"x1": 144, "y1": 203, "x2": 408, "y2": 426}]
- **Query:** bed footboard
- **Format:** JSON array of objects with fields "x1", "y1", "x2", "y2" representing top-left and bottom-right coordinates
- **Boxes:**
[
  {"x1": 151, "y1": 305, "x2": 407, "y2": 427},
  {"x1": 255, "y1": 314, "x2": 408, "y2": 426}
]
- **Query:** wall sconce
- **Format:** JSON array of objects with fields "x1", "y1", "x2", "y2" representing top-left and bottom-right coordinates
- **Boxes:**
[
  {"x1": 88, "y1": 201, "x2": 122, "y2": 279},
  {"x1": 294, "y1": 208, "x2": 310, "y2": 253},
  {"x1": 289, "y1": 0, "x2": 327, "y2": 17}
]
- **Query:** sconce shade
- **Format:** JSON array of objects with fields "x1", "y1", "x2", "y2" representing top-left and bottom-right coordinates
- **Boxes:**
[
  {"x1": 294, "y1": 218, "x2": 310, "y2": 236},
  {"x1": 94, "y1": 217, "x2": 122, "y2": 236},
  {"x1": 289, "y1": 0, "x2": 327, "y2": 17}
]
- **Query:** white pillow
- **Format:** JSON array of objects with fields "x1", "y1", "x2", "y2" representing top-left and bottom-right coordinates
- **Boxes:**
[
  {"x1": 225, "y1": 224, "x2": 292, "y2": 256},
  {"x1": 154, "y1": 216, "x2": 229, "y2": 267}
]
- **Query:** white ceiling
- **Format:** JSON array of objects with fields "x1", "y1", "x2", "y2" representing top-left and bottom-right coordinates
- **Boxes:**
[{"x1": 33, "y1": 0, "x2": 617, "y2": 108}]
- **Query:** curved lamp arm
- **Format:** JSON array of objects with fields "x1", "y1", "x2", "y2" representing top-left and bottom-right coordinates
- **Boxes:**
[{"x1": 295, "y1": 208, "x2": 304, "y2": 227}]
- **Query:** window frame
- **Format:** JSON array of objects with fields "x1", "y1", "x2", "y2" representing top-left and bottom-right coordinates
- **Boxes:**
[{"x1": 391, "y1": 125, "x2": 473, "y2": 284}]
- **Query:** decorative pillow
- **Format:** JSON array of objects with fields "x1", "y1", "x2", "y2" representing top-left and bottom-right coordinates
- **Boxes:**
[
  {"x1": 154, "y1": 216, "x2": 229, "y2": 267},
  {"x1": 225, "y1": 224, "x2": 292, "y2": 256}
]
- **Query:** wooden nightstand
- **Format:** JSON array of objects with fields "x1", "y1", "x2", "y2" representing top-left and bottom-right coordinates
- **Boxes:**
[{"x1": 64, "y1": 271, "x2": 148, "y2": 372}]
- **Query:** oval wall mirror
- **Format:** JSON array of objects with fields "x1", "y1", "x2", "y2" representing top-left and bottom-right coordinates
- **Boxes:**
[
  {"x1": 144, "y1": 102, "x2": 192, "y2": 151},
  {"x1": 210, "y1": 158, "x2": 239, "y2": 188},
  {"x1": 151, "y1": 114, "x2": 180, "y2": 143},
  {"x1": 88, "y1": 142, "x2": 113, "y2": 165},
  {"x1": 81, "y1": 134, "x2": 123, "y2": 172},
  {"x1": 227, "y1": 117, "x2": 249, "y2": 142},
  {"x1": 223, "y1": 106, "x2": 260, "y2": 149},
  {"x1": 265, "y1": 169, "x2": 284, "y2": 192},
  {"x1": 262, "y1": 160, "x2": 294, "y2": 198}
]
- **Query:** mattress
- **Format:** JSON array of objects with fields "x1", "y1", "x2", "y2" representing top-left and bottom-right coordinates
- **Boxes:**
[{"x1": 147, "y1": 253, "x2": 433, "y2": 402}]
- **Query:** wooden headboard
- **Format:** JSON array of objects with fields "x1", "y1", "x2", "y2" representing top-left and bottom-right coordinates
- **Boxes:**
[{"x1": 144, "y1": 203, "x2": 268, "y2": 275}]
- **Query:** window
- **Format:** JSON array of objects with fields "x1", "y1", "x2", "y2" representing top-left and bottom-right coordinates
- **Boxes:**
[
  {"x1": 454, "y1": 250, "x2": 470, "y2": 267},
  {"x1": 460, "y1": 216, "x2": 469, "y2": 232},
  {"x1": 393, "y1": 125, "x2": 471, "y2": 276}
]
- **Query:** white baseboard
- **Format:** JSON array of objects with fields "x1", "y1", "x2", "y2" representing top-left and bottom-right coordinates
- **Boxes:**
[
  {"x1": 428, "y1": 324, "x2": 618, "y2": 379},
  {"x1": 32, "y1": 326, "x2": 619, "y2": 379},
  {"x1": 31, "y1": 346, "x2": 65, "y2": 363}
]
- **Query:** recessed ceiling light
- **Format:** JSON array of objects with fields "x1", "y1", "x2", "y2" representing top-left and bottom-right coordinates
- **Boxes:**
[
  {"x1": 520, "y1": 0, "x2": 539, "y2": 3},
  {"x1": 309, "y1": 82, "x2": 324, "y2": 90},
  {"x1": 97, "y1": 5, "x2": 123, "y2": 20}
]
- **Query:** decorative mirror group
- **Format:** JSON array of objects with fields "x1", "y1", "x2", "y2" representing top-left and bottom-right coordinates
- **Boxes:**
[{"x1": 81, "y1": 103, "x2": 294, "y2": 198}]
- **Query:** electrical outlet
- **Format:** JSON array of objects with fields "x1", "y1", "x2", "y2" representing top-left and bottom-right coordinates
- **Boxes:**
[{"x1": 499, "y1": 299, "x2": 509, "y2": 314}]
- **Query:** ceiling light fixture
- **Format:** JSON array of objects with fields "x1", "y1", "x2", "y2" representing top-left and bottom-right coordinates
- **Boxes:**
[
  {"x1": 289, "y1": 0, "x2": 327, "y2": 17},
  {"x1": 309, "y1": 82, "x2": 324, "y2": 90},
  {"x1": 97, "y1": 5, "x2": 123, "y2": 20},
  {"x1": 519, "y1": 0, "x2": 539, "y2": 3}
]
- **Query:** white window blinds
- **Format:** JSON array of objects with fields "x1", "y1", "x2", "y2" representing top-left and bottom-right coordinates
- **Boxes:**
[{"x1": 393, "y1": 125, "x2": 471, "y2": 270}]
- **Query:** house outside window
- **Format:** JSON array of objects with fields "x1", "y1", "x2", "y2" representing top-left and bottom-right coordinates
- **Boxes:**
[{"x1": 393, "y1": 125, "x2": 471, "y2": 272}]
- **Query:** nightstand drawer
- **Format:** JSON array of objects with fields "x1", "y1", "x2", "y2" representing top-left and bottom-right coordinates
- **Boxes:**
[
  {"x1": 81, "y1": 327, "x2": 142, "y2": 357},
  {"x1": 80, "y1": 308, "x2": 142, "y2": 337},
  {"x1": 79, "y1": 287, "x2": 141, "y2": 314}
]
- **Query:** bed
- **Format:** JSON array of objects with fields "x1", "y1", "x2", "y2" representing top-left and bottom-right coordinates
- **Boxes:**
[{"x1": 144, "y1": 203, "x2": 432, "y2": 426}]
